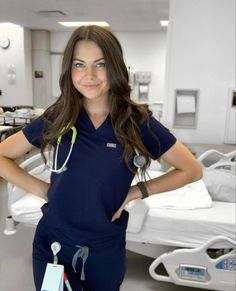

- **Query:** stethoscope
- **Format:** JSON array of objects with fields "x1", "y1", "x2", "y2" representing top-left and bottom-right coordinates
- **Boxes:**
[
  {"x1": 47, "y1": 126, "x2": 77, "y2": 173},
  {"x1": 133, "y1": 147, "x2": 147, "y2": 168},
  {"x1": 47, "y1": 126, "x2": 147, "y2": 174}
]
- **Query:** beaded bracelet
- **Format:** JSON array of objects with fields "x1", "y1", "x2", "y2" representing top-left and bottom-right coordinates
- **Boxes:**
[{"x1": 136, "y1": 182, "x2": 149, "y2": 199}]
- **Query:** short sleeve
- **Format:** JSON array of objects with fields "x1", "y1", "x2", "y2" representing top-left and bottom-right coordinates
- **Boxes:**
[
  {"x1": 140, "y1": 115, "x2": 176, "y2": 159},
  {"x1": 22, "y1": 116, "x2": 45, "y2": 148}
]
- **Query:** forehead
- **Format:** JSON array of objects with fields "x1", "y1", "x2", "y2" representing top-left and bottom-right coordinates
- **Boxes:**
[{"x1": 73, "y1": 40, "x2": 104, "y2": 59}]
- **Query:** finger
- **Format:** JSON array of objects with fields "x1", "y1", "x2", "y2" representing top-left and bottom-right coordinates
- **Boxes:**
[{"x1": 111, "y1": 209, "x2": 121, "y2": 222}]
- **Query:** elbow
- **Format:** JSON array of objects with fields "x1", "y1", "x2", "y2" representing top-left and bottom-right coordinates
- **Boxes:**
[
  {"x1": 190, "y1": 161, "x2": 203, "y2": 182},
  {"x1": 0, "y1": 154, "x2": 5, "y2": 166}
]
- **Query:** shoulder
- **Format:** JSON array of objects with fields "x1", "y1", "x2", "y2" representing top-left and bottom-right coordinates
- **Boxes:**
[
  {"x1": 139, "y1": 113, "x2": 177, "y2": 158},
  {"x1": 22, "y1": 115, "x2": 51, "y2": 148},
  {"x1": 23, "y1": 115, "x2": 45, "y2": 131},
  {"x1": 139, "y1": 112, "x2": 167, "y2": 133}
]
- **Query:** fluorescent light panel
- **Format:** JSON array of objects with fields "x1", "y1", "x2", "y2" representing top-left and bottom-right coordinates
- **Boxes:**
[
  {"x1": 0, "y1": 22, "x2": 21, "y2": 28},
  {"x1": 58, "y1": 21, "x2": 110, "y2": 27},
  {"x1": 160, "y1": 20, "x2": 169, "y2": 27}
]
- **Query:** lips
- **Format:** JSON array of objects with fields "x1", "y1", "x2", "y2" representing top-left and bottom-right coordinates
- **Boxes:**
[{"x1": 83, "y1": 84, "x2": 98, "y2": 89}]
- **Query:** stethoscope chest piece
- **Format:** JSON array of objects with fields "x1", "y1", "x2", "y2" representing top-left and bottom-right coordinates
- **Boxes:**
[{"x1": 133, "y1": 148, "x2": 146, "y2": 168}]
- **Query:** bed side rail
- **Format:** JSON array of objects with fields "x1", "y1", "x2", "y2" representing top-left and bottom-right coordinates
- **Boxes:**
[
  {"x1": 4, "y1": 151, "x2": 50, "y2": 235},
  {"x1": 197, "y1": 149, "x2": 236, "y2": 171},
  {"x1": 149, "y1": 236, "x2": 236, "y2": 291}
]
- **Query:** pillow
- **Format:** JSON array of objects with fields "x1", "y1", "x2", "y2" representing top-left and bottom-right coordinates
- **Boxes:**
[
  {"x1": 125, "y1": 199, "x2": 149, "y2": 233},
  {"x1": 10, "y1": 194, "x2": 46, "y2": 225},
  {"x1": 145, "y1": 179, "x2": 212, "y2": 210},
  {"x1": 202, "y1": 169, "x2": 236, "y2": 202}
]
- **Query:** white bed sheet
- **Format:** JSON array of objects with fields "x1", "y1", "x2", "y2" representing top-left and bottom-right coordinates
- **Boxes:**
[{"x1": 126, "y1": 201, "x2": 236, "y2": 248}]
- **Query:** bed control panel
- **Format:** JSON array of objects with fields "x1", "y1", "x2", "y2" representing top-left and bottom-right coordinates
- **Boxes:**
[
  {"x1": 179, "y1": 264, "x2": 208, "y2": 282},
  {"x1": 216, "y1": 257, "x2": 236, "y2": 271}
]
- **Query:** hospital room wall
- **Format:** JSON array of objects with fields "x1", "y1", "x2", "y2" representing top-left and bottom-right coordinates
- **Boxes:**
[
  {"x1": 50, "y1": 31, "x2": 167, "y2": 105},
  {"x1": 116, "y1": 32, "x2": 167, "y2": 103},
  {"x1": 0, "y1": 28, "x2": 167, "y2": 109},
  {"x1": 163, "y1": 0, "x2": 235, "y2": 144},
  {"x1": 0, "y1": 26, "x2": 33, "y2": 107}
]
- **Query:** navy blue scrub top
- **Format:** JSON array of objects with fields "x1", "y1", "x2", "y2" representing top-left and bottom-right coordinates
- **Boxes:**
[{"x1": 23, "y1": 110, "x2": 176, "y2": 246}]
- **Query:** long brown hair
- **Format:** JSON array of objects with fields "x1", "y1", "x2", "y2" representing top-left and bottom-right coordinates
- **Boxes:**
[{"x1": 41, "y1": 25, "x2": 154, "y2": 173}]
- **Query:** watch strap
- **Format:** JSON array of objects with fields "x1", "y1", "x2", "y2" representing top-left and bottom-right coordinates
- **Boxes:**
[{"x1": 136, "y1": 182, "x2": 149, "y2": 199}]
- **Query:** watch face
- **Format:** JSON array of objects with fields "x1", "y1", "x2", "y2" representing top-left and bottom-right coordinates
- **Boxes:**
[{"x1": 0, "y1": 37, "x2": 10, "y2": 49}]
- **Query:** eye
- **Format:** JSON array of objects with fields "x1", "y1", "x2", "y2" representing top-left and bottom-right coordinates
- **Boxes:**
[
  {"x1": 96, "y1": 62, "x2": 106, "y2": 69},
  {"x1": 73, "y1": 62, "x2": 85, "y2": 70}
]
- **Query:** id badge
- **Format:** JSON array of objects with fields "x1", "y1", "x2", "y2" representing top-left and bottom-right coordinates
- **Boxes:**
[{"x1": 40, "y1": 263, "x2": 64, "y2": 291}]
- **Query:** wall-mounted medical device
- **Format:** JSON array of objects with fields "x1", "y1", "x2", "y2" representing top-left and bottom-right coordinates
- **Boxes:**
[{"x1": 135, "y1": 71, "x2": 152, "y2": 101}]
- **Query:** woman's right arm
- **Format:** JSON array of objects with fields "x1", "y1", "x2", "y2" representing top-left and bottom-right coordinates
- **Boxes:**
[{"x1": 0, "y1": 131, "x2": 49, "y2": 200}]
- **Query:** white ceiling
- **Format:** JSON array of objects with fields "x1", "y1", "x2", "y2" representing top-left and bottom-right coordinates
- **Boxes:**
[{"x1": 0, "y1": 0, "x2": 169, "y2": 32}]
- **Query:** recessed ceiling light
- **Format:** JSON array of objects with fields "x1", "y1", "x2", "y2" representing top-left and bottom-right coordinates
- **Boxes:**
[
  {"x1": 160, "y1": 20, "x2": 169, "y2": 27},
  {"x1": 0, "y1": 22, "x2": 21, "y2": 28},
  {"x1": 58, "y1": 21, "x2": 110, "y2": 27}
]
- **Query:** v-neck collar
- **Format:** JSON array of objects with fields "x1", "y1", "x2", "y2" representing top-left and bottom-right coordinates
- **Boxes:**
[{"x1": 79, "y1": 109, "x2": 111, "y2": 133}]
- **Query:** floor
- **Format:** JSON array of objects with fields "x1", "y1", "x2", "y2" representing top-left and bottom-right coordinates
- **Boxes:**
[{"x1": 0, "y1": 178, "x2": 214, "y2": 291}]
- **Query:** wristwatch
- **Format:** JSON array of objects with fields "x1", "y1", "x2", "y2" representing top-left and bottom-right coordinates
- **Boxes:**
[{"x1": 136, "y1": 182, "x2": 149, "y2": 199}]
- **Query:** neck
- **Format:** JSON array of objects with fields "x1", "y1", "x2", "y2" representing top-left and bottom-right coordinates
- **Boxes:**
[
  {"x1": 83, "y1": 98, "x2": 110, "y2": 129},
  {"x1": 83, "y1": 96, "x2": 110, "y2": 117}
]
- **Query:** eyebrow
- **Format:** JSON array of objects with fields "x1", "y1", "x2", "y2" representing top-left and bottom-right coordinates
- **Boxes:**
[{"x1": 72, "y1": 58, "x2": 105, "y2": 63}]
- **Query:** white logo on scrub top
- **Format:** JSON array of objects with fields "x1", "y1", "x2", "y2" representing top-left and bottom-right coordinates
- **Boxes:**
[{"x1": 106, "y1": 143, "x2": 117, "y2": 148}]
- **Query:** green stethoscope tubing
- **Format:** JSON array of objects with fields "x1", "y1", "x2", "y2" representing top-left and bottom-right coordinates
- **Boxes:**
[{"x1": 48, "y1": 126, "x2": 77, "y2": 173}]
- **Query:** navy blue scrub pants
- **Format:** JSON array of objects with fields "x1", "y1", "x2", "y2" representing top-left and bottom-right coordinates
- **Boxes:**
[{"x1": 32, "y1": 220, "x2": 126, "y2": 291}]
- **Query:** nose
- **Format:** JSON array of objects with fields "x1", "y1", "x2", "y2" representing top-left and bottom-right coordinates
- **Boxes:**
[{"x1": 86, "y1": 65, "x2": 96, "y2": 79}]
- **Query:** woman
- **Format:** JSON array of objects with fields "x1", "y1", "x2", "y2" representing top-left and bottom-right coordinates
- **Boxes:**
[{"x1": 0, "y1": 25, "x2": 202, "y2": 291}]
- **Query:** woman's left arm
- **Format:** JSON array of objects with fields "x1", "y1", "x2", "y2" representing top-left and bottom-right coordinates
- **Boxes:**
[
  {"x1": 112, "y1": 140, "x2": 202, "y2": 221},
  {"x1": 145, "y1": 140, "x2": 202, "y2": 195}
]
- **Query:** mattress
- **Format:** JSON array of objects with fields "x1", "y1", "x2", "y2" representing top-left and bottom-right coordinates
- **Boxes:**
[{"x1": 126, "y1": 201, "x2": 236, "y2": 248}]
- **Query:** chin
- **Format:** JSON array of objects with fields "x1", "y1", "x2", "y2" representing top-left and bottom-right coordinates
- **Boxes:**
[{"x1": 83, "y1": 93, "x2": 100, "y2": 99}]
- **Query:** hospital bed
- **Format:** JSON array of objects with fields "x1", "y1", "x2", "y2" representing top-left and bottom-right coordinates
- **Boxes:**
[
  {"x1": 0, "y1": 105, "x2": 44, "y2": 141},
  {"x1": 3, "y1": 149, "x2": 236, "y2": 291}
]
